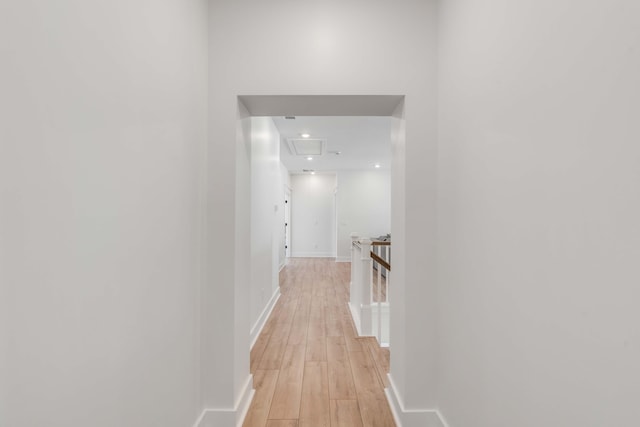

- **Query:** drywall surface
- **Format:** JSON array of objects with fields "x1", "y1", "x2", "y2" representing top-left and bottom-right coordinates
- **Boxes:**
[
  {"x1": 336, "y1": 170, "x2": 391, "y2": 261},
  {"x1": 282, "y1": 163, "x2": 292, "y2": 190},
  {"x1": 250, "y1": 117, "x2": 284, "y2": 329},
  {"x1": 208, "y1": 0, "x2": 438, "y2": 416},
  {"x1": 437, "y1": 0, "x2": 640, "y2": 426},
  {"x1": 290, "y1": 174, "x2": 337, "y2": 257},
  {"x1": 0, "y1": 1, "x2": 208, "y2": 426}
]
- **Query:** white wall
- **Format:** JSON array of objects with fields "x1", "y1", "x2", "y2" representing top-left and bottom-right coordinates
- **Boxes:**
[
  {"x1": 0, "y1": 1, "x2": 208, "y2": 426},
  {"x1": 250, "y1": 117, "x2": 285, "y2": 340},
  {"x1": 207, "y1": 0, "x2": 438, "y2": 422},
  {"x1": 436, "y1": 1, "x2": 640, "y2": 426},
  {"x1": 336, "y1": 170, "x2": 391, "y2": 261},
  {"x1": 290, "y1": 174, "x2": 337, "y2": 258}
]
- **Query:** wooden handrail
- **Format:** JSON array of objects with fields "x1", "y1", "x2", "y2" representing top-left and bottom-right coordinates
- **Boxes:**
[
  {"x1": 370, "y1": 251, "x2": 391, "y2": 271},
  {"x1": 371, "y1": 241, "x2": 391, "y2": 246}
]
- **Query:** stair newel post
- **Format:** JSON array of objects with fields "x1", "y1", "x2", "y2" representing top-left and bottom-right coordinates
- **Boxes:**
[
  {"x1": 350, "y1": 233, "x2": 360, "y2": 308},
  {"x1": 360, "y1": 238, "x2": 373, "y2": 335}
]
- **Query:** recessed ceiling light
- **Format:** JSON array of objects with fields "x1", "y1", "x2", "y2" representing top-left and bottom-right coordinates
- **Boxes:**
[
  {"x1": 301, "y1": 133, "x2": 311, "y2": 138},
  {"x1": 375, "y1": 164, "x2": 381, "y2": 168},
  {"x1": 307, "y1": 156, "x2": 313, "y2": 161},
  {"x1": 310, "y1": 171, "x2": 316, "y2": 175}
]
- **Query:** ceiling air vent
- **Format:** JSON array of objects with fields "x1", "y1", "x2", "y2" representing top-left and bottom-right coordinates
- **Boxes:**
[
  {"x1": 284, "y1": 116, "x2": 296, "y2": 120},
  {"x1": 286, "y1": 138, "x2": 326, "y2": 156}
]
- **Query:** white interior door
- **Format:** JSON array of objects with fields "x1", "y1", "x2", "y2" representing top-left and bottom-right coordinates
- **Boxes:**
[{"x1": 284, "y1": 188, "x2": 291, "y2": 258}]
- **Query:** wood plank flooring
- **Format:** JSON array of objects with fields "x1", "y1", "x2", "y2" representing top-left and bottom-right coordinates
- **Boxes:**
[{"x1": 244, "y1": 258, "x2": 395, "y2": 427}]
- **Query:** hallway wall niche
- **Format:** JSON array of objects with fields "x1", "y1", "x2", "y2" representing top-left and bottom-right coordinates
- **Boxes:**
[{"x1": 207, "y1": 1, "x2": 439, "y2": 423}]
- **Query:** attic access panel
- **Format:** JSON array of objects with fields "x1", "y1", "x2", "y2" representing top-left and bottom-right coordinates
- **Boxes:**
[{"x1": 286, "y1": 138, "x2": 327, "y2": 156}]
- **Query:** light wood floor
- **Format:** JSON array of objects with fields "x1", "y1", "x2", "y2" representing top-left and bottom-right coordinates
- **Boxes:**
[{"x1": 244, "y1": 258, "x2": 395, "y2": 427}]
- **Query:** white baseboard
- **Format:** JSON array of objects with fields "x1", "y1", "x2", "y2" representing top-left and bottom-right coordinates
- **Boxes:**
[
  {"x1": 290, "y1": 252, "x2": 336, "y2": 258},
  {"x1": 385, "y1": 374, "x2": 448, "y2": 427},
  {"x1": 349, "y1": 302, "x2": 377, "y2": 337},
  {"x1": 193, "y1": 375, "x2": 255, "y2": 427},
  {"x1": 347, "y1": 302, "x2": 362, "y2": 336},
  {"x1": 250, "y1": 287, "x2": 281, "y2": 349},
  {"x1": 335, "y1": 256, "x2": 350, "y2": 263}
]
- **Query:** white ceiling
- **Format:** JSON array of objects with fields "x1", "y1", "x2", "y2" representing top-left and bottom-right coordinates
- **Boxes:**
[{"x1": 271, "y1": 116, "x2": 392, "y2": 173}]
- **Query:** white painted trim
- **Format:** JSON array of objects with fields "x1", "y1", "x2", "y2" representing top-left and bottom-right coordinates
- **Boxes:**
[
  {"x1": 250, "y1": 287, "x2": 281, "y2": 349},
  {"x1": 348, "y1": 302, "x2": 362, "y2": 336},
  {"x1": 385, "y1": 374, "x2": 448, "y2": 427},
  {"x1": 335, "y1": 256, "x2": 351, "y2": 263},
  {"x1": 192, "y1": 409, "x2": 207, "y2": 427},
  {"x1": 193, "y1": 376, "x2": 255, "y2": 427},
  {"x1": 290, "y1": 252, "x2": 336, "y2": 258},
  {"x1": 235, "y1": 375, "x2": 255, "y2": 426},
  {"x1": 349, "y1": 301, "x2": 391, "y2": 342}
]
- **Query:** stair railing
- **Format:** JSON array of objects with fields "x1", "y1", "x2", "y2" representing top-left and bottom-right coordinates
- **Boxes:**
[{"x1": 349, "y1": 234, "x2": 391, "y2": 346}]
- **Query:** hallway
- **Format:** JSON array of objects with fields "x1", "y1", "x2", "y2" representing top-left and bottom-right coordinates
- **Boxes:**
[{"x1": 244, "y1": 259, "x2": 394, "y2": 427}]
